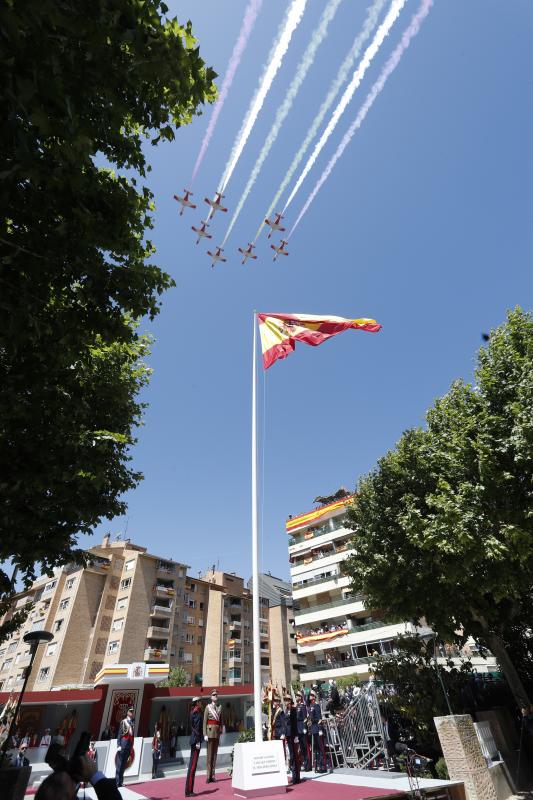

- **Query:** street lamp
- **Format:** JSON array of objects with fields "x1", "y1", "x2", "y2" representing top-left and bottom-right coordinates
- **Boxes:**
[{"x1": 1, "y1": 630, "x2": 54, "y2": 756}]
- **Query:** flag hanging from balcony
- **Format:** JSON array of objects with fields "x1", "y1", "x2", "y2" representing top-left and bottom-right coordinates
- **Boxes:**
[{"x1": 258, "y1": 313, "x2": 382, "y2": 370}]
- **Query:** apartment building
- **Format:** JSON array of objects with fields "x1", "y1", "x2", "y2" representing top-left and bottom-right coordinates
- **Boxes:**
[
  {"x1": 0, "y1": 541, "x2": 296, "y2": 693},
  {"x1": 287, "y1": 493, "x2": 434, "y2": 684}
]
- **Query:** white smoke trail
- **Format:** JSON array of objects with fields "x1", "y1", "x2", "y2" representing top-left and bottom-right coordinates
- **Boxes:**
[
  {"x1": 255, "y1": 0, "x2": 387, "y2": 241},
  {"x1": 191, "y1": 0, "x2": 263, "y2": 183},
  {"x1": 284, "y1": 0, "x2": 406, "y2": 211},
  {"x1": 221, "y1": 0, "x2": 342, "y2": 246},
  {"x1": 289, "y1": 0, "x2": 433, "y2": 238},
  {"x1": 217, "y1": 0, "x2": 308, "y2": 196}
]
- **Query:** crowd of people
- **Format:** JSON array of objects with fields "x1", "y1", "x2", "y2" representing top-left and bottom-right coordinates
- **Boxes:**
[{"x1": 295, "y1": 623, "x2": 347, "y2": 640}]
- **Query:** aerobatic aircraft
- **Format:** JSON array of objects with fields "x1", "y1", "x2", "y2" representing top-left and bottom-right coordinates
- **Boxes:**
[
  {"x1": 264, "y1": 212, "x2": 286, "y2": 239},
  {"x1": 191, "y1": 220, "x2": 212, "y2": 245},
  {"x1": 238, "y1": 243, "x2": 258, "y2": 265},
  {"x1": 207, "y1": 246, "x2": 227, "y2": 268},
  {"x1": 173, "y1": 189, "x2": 196, "y2": 215},
  {"x1": 271, "y1": 239, "x2": 289, "y2": 261},
  {"x1": 204, "y1": 192, "x2": 228, "y2": 215}
]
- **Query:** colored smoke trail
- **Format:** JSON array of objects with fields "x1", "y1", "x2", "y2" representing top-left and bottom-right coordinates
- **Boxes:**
[
  {"x1": 217, "y1": 0, "x2": 308, "y2": 196},
  {"x1": 191, "y1": 0, "x2": 263, "y2": 184},
  {"x1": 289, "y1": 0, "x2": 433, "y2": 238},
  {"x1": 255, "y1": 0, "x2": 387, "y2": 241},
  {"x1": 221, "y1": 0, "x2": 342, "y2": 246},
  {"x1": 283, "y1": 0, "x2": 406, "y2": 212}
]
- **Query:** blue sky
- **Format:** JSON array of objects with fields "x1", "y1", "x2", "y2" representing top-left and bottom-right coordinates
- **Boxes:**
[{"x1": 87, "y1": 0, "x2": 532, "y2": 583}]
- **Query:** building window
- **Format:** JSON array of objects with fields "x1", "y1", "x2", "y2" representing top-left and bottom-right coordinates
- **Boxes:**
[
  {"x1": 185, "y1": 633, "x2": 194, "y2": 644},
  {"x1": 38, "y1": 667, "x2": 50, "y2": 682},
  {"x1": 46, "y1": 642, "x2": 57, "y2": 657},
  {"x1": 187, "y1": 616, "x2": 195, "y2": 625},
  {"x1": 108, "y1": 641, "x2": 119, "y2": 654},
  {"x1": 188, "y1": 599, "x2": 196, "y2": 609},
  {"x1": 120, "y1": 578, "x2": 132, "y2": 590},
  {"x1": 54, "y1": 619, "x2": 63, "y2": 633},
  {"x1": 2, "y1": 659, "x2": 13, "y2": 671},
  {"x1": 112, "y1": 618, "x2": 123, "y2": 631},
  {"x1": 30, "y1": 620, "x2": 45, "y2": 632},
  {"x1": 117, "y1": 597, "x2": 128, "y2": 610},
  {"x1": 260, "y1": 657, "x2": 269, "y2": 667},
  {"x1": 59, "y1": 598, "x2": 70, "y2": 611},
  {"x1": 125, "y1": 559, "x2": 135, "y2": 571},
  {"x1": 197, "y1": 636, "x2": 203, "y2": 645},
  {"x1": 7, "y1": 641, "x2": 18, "y2": 653},
  {"x1": 66, "y1": 578, "x2": 76, "y2": 590},
  {"x1": 229, "y1": 649, "x2": 241, "y2": 659},
  {"x1": 44, "y1": 580, "x2": 57, "y2": 593},
  {"x1": 15, "y1": 672, "x2": 24, "y2": 683},
  {"x1": 228, "y1": 667, "x2": 241, "y2": 679}
]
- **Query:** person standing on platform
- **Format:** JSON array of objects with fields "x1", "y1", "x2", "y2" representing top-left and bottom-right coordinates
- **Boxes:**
[
  {"x1": 203, "y1": 690, "x2": 223, "y2": 783},
  {"x1": 284, "y1": 697, "x2": 301, "y2": 784},
  {"x1": 309, "y1": 693, "x2": 326, "y2": 773},
  {"x1": 296, "y1": 692, "x2": 311, "y2": 771},
  {"x1": 151, "y1": 726, "x2": 162, "y2": 779},
  {"x1": 185, "y1": 697, "x2": 203, "y2": 797},
  {"x1": 115, "y1": 706, "x2": 134, "y2": 787},
  {"x1": 271, "y1": 697, "x2": 286, "y2": 742}
]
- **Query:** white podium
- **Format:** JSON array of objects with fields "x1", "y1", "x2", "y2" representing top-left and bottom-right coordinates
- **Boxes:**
[{"x1": 232, "y1": 740, "x2": 288, "y2": 798}]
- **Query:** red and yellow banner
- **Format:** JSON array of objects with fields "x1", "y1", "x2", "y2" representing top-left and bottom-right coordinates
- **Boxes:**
[
  {"x1": 258, "y1": 313, "x2": 381, "y2": 370},
  {"x1": 286, "y1": 495, "x2": 354, "y2": 533},
  {"x1": 295, "y1": 629, "x2": 348, "y2": 646}
]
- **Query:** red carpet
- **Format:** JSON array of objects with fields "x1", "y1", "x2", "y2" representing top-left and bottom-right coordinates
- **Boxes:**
[{"x1": 130, "y1": 773, "x2": 403, "y2": 800}]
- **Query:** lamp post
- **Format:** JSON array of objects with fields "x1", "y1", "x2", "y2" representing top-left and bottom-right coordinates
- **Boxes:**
[{"x1": 1, "y1": 630, "x2": 54, "y2": 756}]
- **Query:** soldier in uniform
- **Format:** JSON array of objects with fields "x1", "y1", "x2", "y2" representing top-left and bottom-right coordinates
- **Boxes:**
[
  {"x1": 115, "y1": 706, "x2": 135, "y2": 787},
  {"x1": 296, "y1": 692, "x2": 311, "y2": 771},
  {"x1": 203, "y1": 690, "x2": 223, "y2": 783},
  {"x1": 271, "y1": 697, "x2": 286, "y2": 743},
  {"x1": 284, "y1": 697, "x2": 301, "y2": 784},
  {"x1": 309, "y1": 693, "x2": 327, "y2": 773},
  {"x1": 185, "y1": 697, "x2": 203, "y2": 797}
]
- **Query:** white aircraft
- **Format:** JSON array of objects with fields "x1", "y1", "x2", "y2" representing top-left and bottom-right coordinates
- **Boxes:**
[
  {"x1": 271, "y1": 239, "x2": 289, "y2": 261},
  {"x1": 238, "y1": 243, "x2": 258, "y2": 265},
  {"x1": 191, "y1": 220, "x2": 212, "y2": 245},
  {"x1": 207, "y1": 246, "x2": 227, "y2": 268},
  {"x1": 204, "y1": 191, "x2": 228, "y2": 215},
  {"x1": 173, "y1": 189, "x2": 196, "y2": 216},
  {"x1": 264, "y1": 212, "x2": 286, "y2": 239}
]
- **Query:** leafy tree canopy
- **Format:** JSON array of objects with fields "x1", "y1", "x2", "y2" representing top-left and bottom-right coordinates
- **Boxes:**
[
  {"x1": 344, "y1": 309, "x2": 533, "y2": 707},
  {"x1": 159, "y1": 665, "x2": 190, "y2": 687},
  {"x1": 0, "y1": 0, "x2": 216, "y2": 637}
]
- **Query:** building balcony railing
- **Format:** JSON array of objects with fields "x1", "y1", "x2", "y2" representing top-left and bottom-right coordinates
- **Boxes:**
[
  {"x1": 144, "y1": 647, "x2": 168, "y2": 660},
  {"x1": 301, "y1": 654, "x2": 376, "y2": 675},
  {"x1": 295, "y1": 593, "x2": 365, "y2": 620},
  {"x1": 151, "y1": 604, "x2": 172, "y2": 617},
  {"x1": 292, "y1": 572, "x2": 345, "y2": 591},
  {"x1": 156, "y1": 561, "x2": 176, "y2": 574},
  {"x1": 147, "y1": 625, "x2": 170, "y2": 638},
  {"x1": 155, "y1": 584, "x2": 175, "y2": 598}
]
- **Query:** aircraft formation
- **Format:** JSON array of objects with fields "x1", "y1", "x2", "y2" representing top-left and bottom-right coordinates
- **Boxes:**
[{"x1": 173, "y1": 0, "x2": 433, "y2": 267}]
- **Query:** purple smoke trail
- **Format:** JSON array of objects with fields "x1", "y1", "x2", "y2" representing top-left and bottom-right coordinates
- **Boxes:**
[
  {"x1": 191, "y1": 0, "x2": 263, "y2": 184},
  {"x1": 289, "y1": 0, "x2": 433, "y2": 238}
]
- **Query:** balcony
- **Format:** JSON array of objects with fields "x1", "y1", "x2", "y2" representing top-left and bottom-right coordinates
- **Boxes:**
[
  {"x1": 294, "y1": 594, "x2": 365, "y2": 626},
  {"x1": 230, "y1": 620, "x2": 242, "y2": 628},
  {"x1": 156, "y1": 561, "x2": 176, "y2": 576},
  {"x1": 147, "y1": 625, "x2": 170, "y2": 639},
  {"x1": 155, "y1": 584, "x2": 175, "y2": 599},
  {"x1": 296, "y1": 621, "x2": 432, "y2": 655},
  {"x1": 290, "y1": 549, "x2": 355, "y2": 577},
  {"x1": 144, "y1": 647, "x2": 168, "y2": 661},
  {"x1": 292, "y1": 573, "x2": 350, "y2": 600},
  {"x1": 151, "y1": 604, "x2": 172, "y2": 617}
]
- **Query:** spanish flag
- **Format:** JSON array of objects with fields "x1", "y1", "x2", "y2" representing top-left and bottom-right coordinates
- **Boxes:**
[{"x1": 258, "y1": 313, "x2": 381, "y2": 370}]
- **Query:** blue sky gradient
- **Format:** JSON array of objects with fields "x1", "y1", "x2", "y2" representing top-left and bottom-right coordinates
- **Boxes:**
[{"x1": 85, "y1": 0, "x2": 532, "y2": 582}]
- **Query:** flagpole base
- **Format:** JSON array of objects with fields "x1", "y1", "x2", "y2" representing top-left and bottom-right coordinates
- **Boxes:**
[{"x1": 232, "y1": 741, "x2": 288, "y2": 798}]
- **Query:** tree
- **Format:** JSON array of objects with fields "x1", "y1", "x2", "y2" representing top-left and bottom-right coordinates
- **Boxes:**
[
  {"x1": 344, "y1": 309, "x2": 533, "y2": 709},
  {"x1": 0, "y1": 0, "x2": 216, "y2": 639},
  {"x1": 371, "y1": 635, "x2": 474, "y2": 745},
  {"x1": 159, "y1": 666, "x2": 190, "y2": 687}
]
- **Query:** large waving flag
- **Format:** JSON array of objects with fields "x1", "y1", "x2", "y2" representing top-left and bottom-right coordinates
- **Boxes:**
[{"x1": 258, "y1": 313, "x2": 381, "y2": 369}]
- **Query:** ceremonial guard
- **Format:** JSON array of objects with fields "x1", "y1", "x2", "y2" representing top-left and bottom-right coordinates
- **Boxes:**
[
  {"x1": 309, "y1": 692, "x2": 327, "y2": 773},
  {"x1": 203, "y1": 690, "x2": 223, "y2": 783},
  {"x1": 185, "y1": 697, "x2": 203, "y2": 796},
  {"x1": 284, "y1": 697, "x2": 301, "y2": 784},
  {"x1": 296, "y1": 692, "x2": 311, "y2": 771},
  {"x1": 271, "y1": 697, "x2": 286, "y2": 742},
  {"x1": 115, "y1": 706, "x2": 135, "y2": 787}
]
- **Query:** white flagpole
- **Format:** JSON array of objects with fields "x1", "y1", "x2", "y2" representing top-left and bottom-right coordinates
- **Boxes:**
[{"x1": 251, "y1": 312, "x2": 262, "y2": 742}]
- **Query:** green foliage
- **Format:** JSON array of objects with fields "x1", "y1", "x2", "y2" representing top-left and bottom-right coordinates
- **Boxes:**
[
  {"x1": 291, "y1": 679, "x2": 302, "y2": 693},
  {"x1": 344, "y1": 309, "x2": 533, "y2": 705},
  {"x1": 0, "y1": 1, "x2": 216, "y2": 641},
  {"x1": 159, "y1": 666, "x2": 190, "y2": 687},
  {"x1": 371, "y1": 635, "x2": 473, "y2": 743},
  {"x1": 228, "y1": 728, "x2": 255, "y2": 774},
  {"x1": 435, "y1": 757, "x2": 450, "y2": 780},
  {"x1": 336, "y1": 674, "x2": 361, "y2": 691}
]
